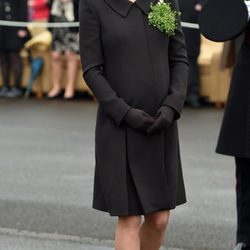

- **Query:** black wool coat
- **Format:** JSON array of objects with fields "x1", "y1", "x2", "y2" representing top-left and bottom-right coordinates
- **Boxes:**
[
  {"x1": 0, "y1": 0, "x2": 28, "y2": 51},
  {"x1": 216, "y1": 23, "x2": 250, "y2": 158},
  {"x1": 79, "y1": 0, "x2": 189, "y2": 216},
  {"x1": 178, "y1": 0, "x2": 206, "y2": 58}
]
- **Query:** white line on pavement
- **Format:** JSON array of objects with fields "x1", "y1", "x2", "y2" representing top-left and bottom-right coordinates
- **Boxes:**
[
  {"x1": 0, "y1": 227, "x2": 185, "y2": 250},
  {"x1": 0, "y1": 227, "x2": 112, "y2": 246}
]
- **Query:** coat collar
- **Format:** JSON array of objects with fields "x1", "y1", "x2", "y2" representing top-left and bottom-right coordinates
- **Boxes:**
[
  {"x1": 104, "y1": 0, "x2": 155, "y2": 17},
  {"x1": 104, "y1": 0, "x2": 133, "y2": 17}
]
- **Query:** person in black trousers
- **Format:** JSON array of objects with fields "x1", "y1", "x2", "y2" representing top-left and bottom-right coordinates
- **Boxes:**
[
  {"x1": 216, "y1": 24, "x2": 250, "y2": 249},
  {"x1": 0, "y1": 0, "x2": 29, "y2": 97},
  {"x1": 79, "y1": 0, "x2": 189, "y2": 248},
  {"x1": 234, "y1": 158, "x2": 250, "y2": 250},
  {"x1": 178, "y1": 0, "x2": 206, "y2": 107},
  {"x1": 199, "y1": 0, "x2": 250, "y2": 249}
]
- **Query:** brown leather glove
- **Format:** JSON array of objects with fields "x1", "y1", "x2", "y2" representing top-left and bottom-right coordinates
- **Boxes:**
[
  {"x1": 124, "y1": 108, "x2": 155, "y2": 132},
  {"x1": 147, "y1": 106, "x2": 175, "y2": 135}
]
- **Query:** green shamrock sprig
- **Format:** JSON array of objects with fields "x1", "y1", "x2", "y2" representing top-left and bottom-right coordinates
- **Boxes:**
[{"x1": 148, "y1": 0, "x2": 180, "y2": 36}]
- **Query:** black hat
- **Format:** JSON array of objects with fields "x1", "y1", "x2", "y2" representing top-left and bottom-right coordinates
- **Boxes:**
[{"x1": 199, "y1": 0, "x2": 249, "y2": 42}]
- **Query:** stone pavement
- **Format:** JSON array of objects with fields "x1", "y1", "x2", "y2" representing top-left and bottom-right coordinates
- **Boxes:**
[
  {"x1": 0, "y1": 99, "x2": 236, "y2": 250},
  {"x1": 0, "y1": 230, "x2": 182, "y2": 250}
]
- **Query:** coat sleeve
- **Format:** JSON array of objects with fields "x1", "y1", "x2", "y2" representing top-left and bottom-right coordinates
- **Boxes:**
[
  {"x1": 79, "y1": 0, "x2": 131, "y2": 125},
  {"x1": 162, "y1": 0, "x2": 189, "y2": 119}
]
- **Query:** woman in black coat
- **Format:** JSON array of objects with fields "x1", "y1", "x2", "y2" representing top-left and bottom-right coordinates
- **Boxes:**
[
  {"x1": 0, "y1": 0, "x2": 29, "y2": 97},
  {"x1": 79, "y1": 0, "x2": 189, "y2": 248}
]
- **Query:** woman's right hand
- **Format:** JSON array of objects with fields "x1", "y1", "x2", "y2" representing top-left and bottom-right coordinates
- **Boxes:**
[
  {"x1": 124, "y1": 108, "x2": 155, "y2": 132},
  {"x1": 147, "y1": 106, "x2": 175, "y2": 135}
]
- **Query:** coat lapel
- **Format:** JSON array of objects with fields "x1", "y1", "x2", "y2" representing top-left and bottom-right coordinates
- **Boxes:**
[
  {"x1": 104, "y1": 0, "x2": 159, "y2": 17},
  {"x1": 135, "y1": 0, "x2": 154, "y2": 15},
  {"x1": 104, "y1": 0, "x2": 133, "y2": 17}
]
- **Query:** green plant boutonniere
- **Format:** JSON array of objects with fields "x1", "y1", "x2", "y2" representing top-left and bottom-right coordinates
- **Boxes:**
[{"x1": 148, "y1": 0, "x2": 180, "y2": 36}]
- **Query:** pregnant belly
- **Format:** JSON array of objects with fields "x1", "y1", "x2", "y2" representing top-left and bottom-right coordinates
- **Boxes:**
[{"x1": 114, "y1": 78, "x2": 169, "y2": 116}]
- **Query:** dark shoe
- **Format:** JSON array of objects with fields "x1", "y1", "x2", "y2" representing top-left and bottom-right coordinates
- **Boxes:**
[
  {"x1": 234, "y1": 243, "x2": 250, "y2": 250},
  {"x1": 63, "y1": 95, "x2": 74, "y2": 101},
  {"x1": 186, "y1": 95, "x2": 201, "y2": 108},
  {"x1": 0, "y1": 86, "x2": 9, "y2": 97},
  {"x1": 6, "y1": 87, "x2": 23, "y2": 98}
]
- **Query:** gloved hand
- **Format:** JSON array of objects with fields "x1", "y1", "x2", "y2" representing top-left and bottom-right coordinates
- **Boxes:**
[
  {"x1": 147, "y1": 106, "x2": 175, "y2": 135},
  {"x1": 124, "y1": 108, "x2": 155, "y2": 132}
]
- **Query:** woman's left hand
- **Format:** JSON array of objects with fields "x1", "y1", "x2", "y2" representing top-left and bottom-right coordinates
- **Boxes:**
[
  {"x1": 17, "y1": 30, "x2": 28, "y2": 38},
  {"x1": 194, "y1": 3, "x2": 202, "y2": 12},
  {"x1": 147, "y1": 106, "x2": 175, "y2": 135}
]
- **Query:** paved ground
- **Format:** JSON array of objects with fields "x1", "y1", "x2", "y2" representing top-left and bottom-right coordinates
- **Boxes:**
[
  {"x1": 0, "y1": 234, "x2": 113, "y2": 250},
  {"x1": 0, "y1": 99, "x2": 236, "y2": 250}
]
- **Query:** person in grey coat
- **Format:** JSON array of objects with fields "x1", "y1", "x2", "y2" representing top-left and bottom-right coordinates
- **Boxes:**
[{"x1": 79, "y1": 0, "x2": 189, "y2": 248}]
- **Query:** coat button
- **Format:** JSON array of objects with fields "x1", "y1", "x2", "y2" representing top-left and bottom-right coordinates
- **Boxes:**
[
  {"x1": 5, "y1": 14, "x2": 11, "y2": 20},
  {"x1": 5, "y1": 6, "x2": 11, "y2": 12}
]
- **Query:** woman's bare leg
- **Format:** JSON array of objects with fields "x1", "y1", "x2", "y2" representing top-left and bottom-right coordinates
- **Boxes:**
[
  {"x1": 48, "y1": 51, "x2": 63, "y2": 97},
  {"x1": 64, "y1": 51, "x2": 78, "y2": 98},
  {"x1": 140, "y1": 210, "x2": 170, "y2": 250},
  {"x1": 115, "y1": 215, "x2": 141, "y2": 250}
]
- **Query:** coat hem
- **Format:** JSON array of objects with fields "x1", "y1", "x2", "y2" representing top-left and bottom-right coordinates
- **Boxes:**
[
  {"x1": 216, "y1": 149, "x2": 250, "y2": 159},
  {"x1": 92, "y1": 200, "x2": 187, "y2": 217}
]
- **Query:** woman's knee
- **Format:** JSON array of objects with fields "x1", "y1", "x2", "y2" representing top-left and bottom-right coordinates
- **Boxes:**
[
  {"x1": 52, "y1": 52, "x2": 62, "y2": 62},
  {"x1": 144, "y1": 210, "x2": 170, "y2": 232},
  {"x1": 118, "y1": 215, "x2": 142, "y2": 231},
  {"x1": 65, "y1": 51, "x2": 77, "y2": 61}
]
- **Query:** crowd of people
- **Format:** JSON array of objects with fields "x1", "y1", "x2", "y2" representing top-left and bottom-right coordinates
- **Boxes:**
[
  {"x1": 0, "y1": 0, "x2": 79, "y2": 99},
  {"x1": 0, "y1": 0, "x2": 208, "y2": 104}
]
